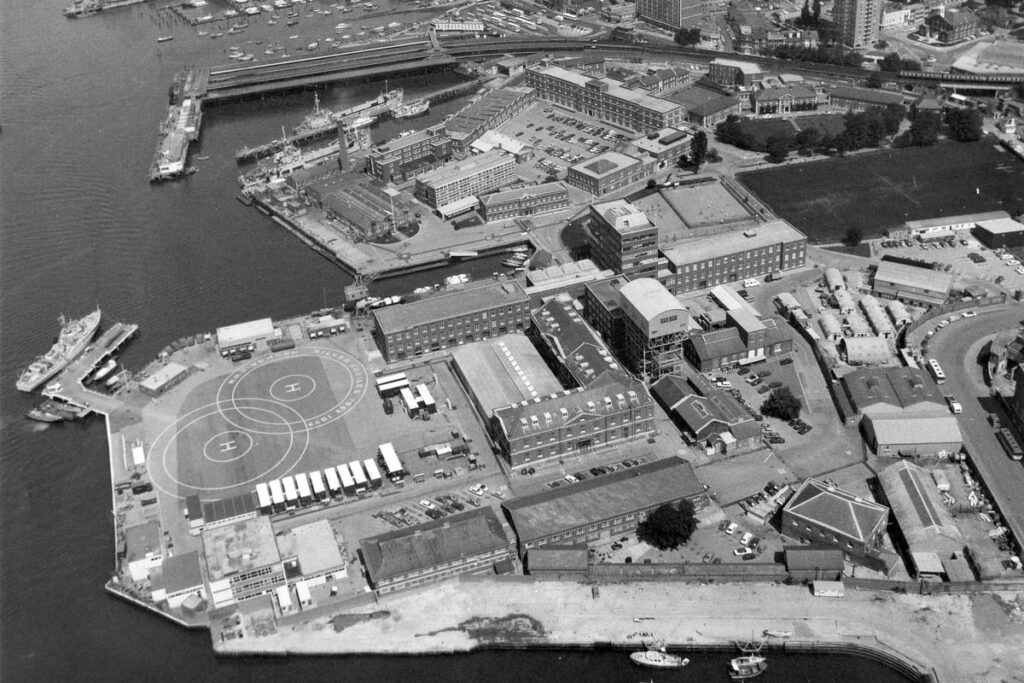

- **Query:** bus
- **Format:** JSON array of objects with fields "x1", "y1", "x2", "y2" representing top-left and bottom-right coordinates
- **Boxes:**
[
  {"x1": 337, "y1": 463, "x2": 355, "y2": 494},
  {"x1": 309, "y1": 470, "x2": 327, "y2": 502},
  {"x1": 998, "y1": 428, "x2": 1023, "y2": 461},
  {"x1": 323, "y1": 466, "x2": 342, "y2": 497},
  {"x1": 349, "y1": 460, "x2": 368, "y2": 492},
  {"x1": 379, "y1": 442, "x2": 405, "y2": 481},
  {"x1": 269, "y1": 479, "x2": 286, "y2": 512},
  {"x1": 255, "y1": 482, "x2": 272, "y2": 514},
  {"x1": 927, "y1": 358, "x2": 946, "y2": 384}
]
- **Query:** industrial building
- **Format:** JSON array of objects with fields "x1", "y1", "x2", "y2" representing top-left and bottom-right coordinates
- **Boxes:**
[
  {"x1": 365, "y1": 124, "x2": 453, "y2": 183},
  {"x1": 659, "y1": 220, "x2": 807, "y2": 294},
  {"x1": 359, "y1": 507, "x2": 515, "y2": 594},
  {"x1": 783, "y1": 546, "x2": 845, "y2": 582},
  {"x1": 842, "y1": 336, "x2": 892, "y2": 365},
  {"x1": 372, "y1": 280, "x2": 530, "y2": 361},
  {"x1": 877, "y1": 460, "x2": 966, "y2": 578},
  {"x1": 478, "y1": 181, "x2": 570, "y2": 223},
  {"x1": 566, "y1": 151, "x2": 653, "y2": 197},
  {"x1": 973, "y1": 215, "x2": 1024, "y2": 249},
  {"x1": 414, "y1": 149, "x2": 517, "y2": 211},
  {"x1": 216, "y1": 317, "x2": 275, "y2": 353},
  {"x1": 652, "y1": 374, "x2": 761, "y2": 455},
  {"x1": 275, "y1": 519, "x2": 347, "y2": 585},
  {"x1": 862, "y1": 414, "x2": 963, "y2": 458},
  {"x1": 707, "y1": 58, "x2": 762, "y2": 87},
  {"x1": 139, "y1": 362, "x2": 189, "y2": 397},
  {"x1": 452, "y1": 334, "x2": 564, "y2": 418},
  {"x1": 780, "y1": 479, "x2": 889, "y2": 565},
  {"x1": 685, "y1": 308, "x2": 791, "y2": 371},
  {"x1": 304, "y1": 173, "x2": 416, "y2": 240},
  {"x1": 150, "y1": 551, "x2": 206, "y2": 609},
  {"x1": 841, "y1": 367, "x2": 947, "y2": 417},
  {"x1": 491, "y1": 369, "x2": 656, "y2": 467},
  {"x1": 872, "y1": 261, "x2": 952, "y2": 307},
  {"x1": 828, "y1": 85, "x2": 904, "y2": 111},
  {"x1": 444, "y1": 86, "x2": 535, "y2": 152},
  {"x1": 525, "y1": 64, "x2": 688, "y2": 132},
  {"x1": 619, "y1": 278, "x2": 690, "y2": 379},
  {"x1": 202, "y1": 516, "x2": 285, "y2": 606},
  {"x1": 502, "y1": 456, "x2": 707, "y2": 557},
  {"x1": 588, "y1": 199, "x2": 659, "y2": 280},
  {"x1": 525, "y1": 546, "x2": 589, "y2": 579},
  {"x1": 833, "y1": 0, "x2": 881, "y2": 48}
]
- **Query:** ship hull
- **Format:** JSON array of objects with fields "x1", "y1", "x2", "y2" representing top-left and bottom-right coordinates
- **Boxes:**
[{"x1": 16, "y1": 310, "x2": 101, "y2": 392}]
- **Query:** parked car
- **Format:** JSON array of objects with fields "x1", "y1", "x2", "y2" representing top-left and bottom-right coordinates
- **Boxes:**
[
  {"x1": 780, "y1": 358, "x2": 794, "y2": 366},
  {"x1": 725, "y1": 522, "x2": 738, "y2": 535},
  {"x1": 733, "y1": 546, "x2": 753, "y2": 556},
  {"x1": 739, "y1": 532, "x2": 754, "y2": 546}
]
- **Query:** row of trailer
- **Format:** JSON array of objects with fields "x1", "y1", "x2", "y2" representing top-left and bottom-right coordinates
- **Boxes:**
[
  {"x1": 253, "y1": 445, "x2": 406, "y2": 514},
  {"x1": 376, "y1": 372, "x2": 437, "y2": 417}
]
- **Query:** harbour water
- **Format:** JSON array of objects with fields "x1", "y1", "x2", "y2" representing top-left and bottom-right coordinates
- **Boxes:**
[{"x1": 0, "y1": 1, "x2": 911, "y2": 679}]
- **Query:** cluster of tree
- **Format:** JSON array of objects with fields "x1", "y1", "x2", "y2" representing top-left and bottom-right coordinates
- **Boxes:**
[
  {"x1": 833, "y1": 104, "x2": 904, "y2": 152},
  {"x1": 796, "y1": 0, "x2": 822, "y2": 27},
  {"x1": 772, "y1": 45, "x2": 863, "y2": 68},
  {"x1": 760, "y1": 386, "x2": 801, "y2": 421},
  {"x1": 945, "y1": 108, "x2": 984, "y2": 142},
  {"x1": 844, "y1": 227, "x2": 864, "y2": 247},
  {"x1": 674, "y1": 27, "x2": 702, "y2": 46},
  {"x1": 715, "y1": 115, "x2": 759, "y2": 151},
  {"x1": 878, "y1": 52, "x2": 922, "y2": 73},
  {"x1": 637, "y1": 500, "x2": 698, "y2": 551},
  {"x1": 894, "y1": 110, "x2": 943, "y2": 147}
]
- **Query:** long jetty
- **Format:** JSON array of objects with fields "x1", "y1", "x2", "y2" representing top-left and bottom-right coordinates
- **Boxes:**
[{"x1": 41, "y1": 322, "x2": 140, "y2": 415}]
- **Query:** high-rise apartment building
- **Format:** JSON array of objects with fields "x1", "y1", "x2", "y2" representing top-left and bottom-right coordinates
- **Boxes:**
[{"x1": 833, "y1": 0, "x2": 881, "y2": 48}]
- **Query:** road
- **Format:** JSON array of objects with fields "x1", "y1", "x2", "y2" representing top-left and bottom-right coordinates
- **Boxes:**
[{"x1": 913, "y1": 304, "x2": 1024, "y2": 556}]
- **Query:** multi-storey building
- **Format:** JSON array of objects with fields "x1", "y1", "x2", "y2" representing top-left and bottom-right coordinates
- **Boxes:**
[
  {"x1": 502, "y1": 457, "x2": 708, "y2": 557},
  {"x1": 750, "y1": 85, "x2": 818, "y2": 115},
  {"x1": 706, "y1": 58, "x2": 762, "y2": 87},
  {"x1": 727, "y1": 4, "x2": 819, "y2": 54},
  {"x1": 588, "y1": 199, "x2": 659, "y2": 279},
  {"x1": 684, "y1": 307, "x2": 792, "y2": 371},
  {"x1": 526, "y1": 65, "x2": 687, "y2": 132},
  {"x1": 619, "y1": 278, "x2": 690, "y2": 379},
  {"x1": 372, "y1": 280, "x2": 530, "y2": 361},
  {"x1": 444, "y1": 86, "x2": 535, "y2": 152},
  {"x1": 781, "y1": 479, "x2": 889, "y2": 564},
  {"x1": 566, "y1": 151, "x2": 653, "y2": 197},
  {"x1": 659, "y1": 220, "x2": 807, "y2": 294},
  {"x1": 635, "y1": 0, "x2": 707, "y2": 30},
  {"x1": 359, "y1": 507, "x2": 515, "y2": 594},
  {"x1": 365, "y1": 124, "x2": 453, "y2": 183},
  {"x1": 833, "y1": 0, "x2": 882, "y2": 48},
  {"x1": 629, "y1": 127, "x2": 692, "y2": 165},
  {"x1": 529, "y1": 295, "x2": 623, "y2": 389},
  {"x1": 414, "y1": 149, "x2": 517, "y2": 210},
  {"x1": 582, "y1": 276, "x2": 630, "y2": 352},
  {"x1": 922, "y1": 9, "x2": 980, "y2": 44},
  {"x1": 491, "y1": 370, "x2": 656, "y2": 467},
  {"x1": 479, "y1": 181, "x2": 570, "y2": 222}
]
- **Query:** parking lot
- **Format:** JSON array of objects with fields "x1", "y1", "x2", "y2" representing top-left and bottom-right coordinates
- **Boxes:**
[{"x1": 873, "y1": 235, "x2": 1024, "y2": 291}]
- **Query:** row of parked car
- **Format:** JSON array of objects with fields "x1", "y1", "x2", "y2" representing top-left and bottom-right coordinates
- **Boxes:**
[
  {"x1": 718, "y1": 521, "x2": 762, "y2": 559},
  {"x1": 548, "y1": 457, "x2": 647, "y2": 488}
]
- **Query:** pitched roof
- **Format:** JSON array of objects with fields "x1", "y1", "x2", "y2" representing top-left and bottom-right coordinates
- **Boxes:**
[
  {"x1": 842, "y1": 367, "x2": 946, "y2": 414},
  {"x1": 830, "y1": 86, "x2": 905, "y2": 106},
  {"x1": 784, "y1": 479, "x2": 889, "y2": 544},
  {"x1": 874, "y1": 260, "x2": 952, "y2": 294},
  {"x1": 359, "y1": 507, "x2": 510, "y2": 584},
  {"x1": 373, "y1": 280, "x2": 527, "y2": 335},
  {"x1": 753, "y1": 85, "x2": 816, "y2": 102},
  {"x1": 526, "y1": 546, "x2": 589, "y2": 572},
  {"x1": 878, "y1": 460, "x2": 962, "y2": 553},
  {"x1": 531, "y1": 297, "x2": 623, "y2": 386}
]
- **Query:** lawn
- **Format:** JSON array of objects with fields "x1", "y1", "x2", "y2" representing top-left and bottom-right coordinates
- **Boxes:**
[
  {"x1": 737, "y1": 118, "x2": 798, "y2": 150},
  {"x1": 736, "y1": 141, "x2": 1024, "y2": 243},
  {"x1": 792, "y1": 114, "x2": 846, "y2": 138}
]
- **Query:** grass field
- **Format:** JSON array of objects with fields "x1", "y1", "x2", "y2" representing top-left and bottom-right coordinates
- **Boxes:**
[
  {"x1": 793, "y1": 114, "x2": 846, "y2": 138},
  {"x1": 736, "y1": 142, "x2": 1024, "y2": 242}
]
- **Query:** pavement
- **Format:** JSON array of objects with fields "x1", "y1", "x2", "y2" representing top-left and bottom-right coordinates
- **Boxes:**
[{"x1": 216, "y1": 577, "x2": 1024, "y2": 680}]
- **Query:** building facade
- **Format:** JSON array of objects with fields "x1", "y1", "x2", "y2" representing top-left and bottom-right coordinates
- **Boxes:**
[
  {"x1": 685, "y1": 310, "x2": 792, "y2": 371},
  {"x1": 479, "y1": 182, "x2": 570, "y2": 222},
  {"x1": 566, "y1": 151, "x2": 652, "y2": 196},
  {"x1": 588, "y1": 199, "x2": 659, "y2": 279},
  {"x1": 414, "y1": 149, "x2": 517, "y2": 209},
  {"x1": 444, "y1": 86, "x2": 536, "y2": 152},
  {"x1": 372, "y1": 281, "x2": 530, "y2": 361},
  {"x1": 872, "y1": 260, "x2": 951, "y2": 306},
  {"x1": 583, "y1": 276, "x2": 630, "y2": 352},
  {"x1": 365, "y1": 124, "x2": 453, "y2": 183},
  {"x1": 619, "y1": 278, "x2": 690, "y2": 379},
  {"x1": 526, "y1": 65, "x2": 687, "y2": 132},
  {"x1": 781, "y1": 479, "x2": 889, "y2": 564},
  {"x1": 750, "y1": 85, "x2": 818, "y2": 115},
  {"x1": 635, "y1": 0, "x2": 705, "y2": 30},
  {"x1": 833, "y1": 0, "x2": 882, "y2": 48},
  {"x1": 922, "y1": 9, "x2": 979, "y2": 44},
  {"x1": 707, "y1": 58, "x2": 762, "y2": 87}
]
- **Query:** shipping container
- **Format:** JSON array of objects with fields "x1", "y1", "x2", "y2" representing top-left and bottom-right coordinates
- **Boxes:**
[
  {"x1": 379, "y1": 442, "x2": 404, "y2": 481},
  {"x1": 349, "y1": 460, "x2": 368, "y2": 492},
  {"x1": 282, "y1": 476, "x2": 299, "y2": 509},
  {"x1": 255, "y1": 482, "x2": 272, "y2": 514},
  {"x1": 269, "y1": 479, "x2": 286, "y2": 512},
  {"x1": 309, "y1": 470, "x2": 327, "y2": 501},
  {"x1": 337, "y1": 463, "x2": 355, "y2": 493},
  {"x1": 363, "y1": 458, "x2": 383, "y2": 487},
  {"x1": 323, "y1": 467, "x2": 342, "y2": 496},
  {"x1": 295, "y1": 472, "x2": 313, "y2": 505}
]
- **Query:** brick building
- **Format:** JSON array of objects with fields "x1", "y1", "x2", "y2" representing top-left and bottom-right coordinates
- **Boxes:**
[
  {"x1": 366, "y1": 124, "x2": 453, "y2": 183},
  {"x1": 588, "y1": 199, "x2": 659, "y2": 279},
  {"x1": 479, "y1": 181, "x2": 570, "y2": 222},
  {"x1": 414, "y1": 149, "x2": 517, "y2": 210}
]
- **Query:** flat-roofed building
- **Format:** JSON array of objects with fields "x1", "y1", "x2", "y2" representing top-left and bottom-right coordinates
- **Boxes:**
[
  {"x1": 202, "y1": 516, "x2": 285, "y2": 606},
  {"x1": 445, "y1": 86, "x2": 535, "y2": 152},
  {"x1": 525, "y1": 260, "x2": 614, "y2": 302},
  {"x1": 366, "y1": 124, "x2": 453, "y2": 183},
  {"x1": 502, "y1": 456, "x2": 707, "y2": 556},
  {"x1": 216, "y1": 317, "x2": 275, "y2": 351},
  {"x1": 877, "y1": 460, "x2": 965, "y2": 578},
  {"x1": 583, "y1": 275, "x2": 630, "y2": 352},
  {"x1": 652, "y1": 374, "x2": 761, "y2": 454},
  {"x1": 973, "y1": 215, "x2": 1024, "y2": 249},
  {"x1": 780, "y1": 479, "x2": 889, "y2": 564},
  {"x1": 636, "y1": 0, "x2": 706, "y2": 30},
  {"x1": 275, "y1": 519, "x2": 347, "y2": 583},
  {"x1": 707, "y1": 58, "x2": 762, "y2": 87},
  {"x1": 479, "y1": 181, "x2": 570, "y2": 222},
  {"x1": 660, "y1": 220, "x2": 807, "y2": 294},
  {"x1": 525, "y1": 546, "x2": 589, "y2": 579},
  {"x1": 414, "y1": 149, "x2": 517, "y2": 209},
  {"x1": 451, "y1": 334, "x2": 564, "y2": 418},
  {"x1": 526, "y1": 64, "x2": 687, "y2": 133},
  {"x1": 372, "y1": 280, "x2": 530, "y2": 361},
  {"x1": 629, "y1": 127, "x2": 692, "y2": 165},
  {"x1": 828, "y1": 85, "x2": 904, "y2": 111},
  {"x1": 530, "y1": 295, "x2": 624, "y2": 388},
  {"x1": 139, "y1": 362, "x2": 189, "y2": 397},
  {"x1": 904, "y1": 210, "x2": 1010, "y2": 239},
  {"x1": 567, "y1": 151, "x2": 652, "y2": 197},
  {"x1": 619, "y1": 278, "x2": 690, "y2": 379},
  {"x1": 862, "y1": 414, "x2": 963, "y2": 458},
  {"x1": 491, "y1": 370, "x2": 656, "y2": 467},
  {"x1": 872, "y1": 261, "x2": 951, "y2": 306},
  {"x1": 359, "y1": 507, "x2": 515, "y2": 594},
  {"x1": 588, "y1": 199, "x2": 659, "y2": 279},
  {"x1": 834, "y1": 0, "x2": 882, "y2": 47}
]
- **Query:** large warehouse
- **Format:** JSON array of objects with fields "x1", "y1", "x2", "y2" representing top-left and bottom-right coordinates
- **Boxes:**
[
  {"x1": 451, "y1": 334, "x2": 564, "y2": 418},
  {"x1": 973, "y1": 215, "x2": 1024, "y2": 249},
  {"x1": 359, "y1": 507, "x2": 515, "y2": 595},
  {"x1": 862, "y1": 414, "x2": 963, "y2": 458},
  {"x1": 501, "y1": 456, "x2": 707, "y2": 557},
  {"x1": 877, "y1": 461, "x2": 965, "y2": 579},
  {"x1": 872, "y1": 261, "x2": 952, "y2": 307},
  {"x1": 841, "y1": 367, "x2": 947, "y2": 418}
]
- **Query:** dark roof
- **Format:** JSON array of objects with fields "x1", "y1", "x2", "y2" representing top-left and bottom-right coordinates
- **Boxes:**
[
  {"x1": 503, "y1": 456, "x2": 705, "y2": 543},
  {"x1": 162, "y1": 550, "x2": 204, "y2": 593},
  {"x1": 784, "y1": 479, "x2": 889, "y2": 544},
  {"x1": 842, "y1": 367, "x2": 945, "y2": 414},
  {"x1": 532, "y1": 298, "x2": 622, "y2": 386},
  {"x1": 688, "y1": 319, "x2": 788, "y2": 363},
  {"x1": 359, "y1": 507, "x2": 510, "y2": 584},
  {"x1": 830, "y1": 86, "x2": 905, "y2": 106},
  {"x1": 374, "y1": 281, "x2": 528, "y2": 335},
  {"x1": 124, "y1": 521, "x2": 162, "y2": 563},
  {"x1": 878, "y1": 461, "x2": 962, "y2": 553},
  {"x1": 784, "y1": 545, "x2": 845, "y2": 572},
  {"x1": 652, "y1": 374, "x2": 758, "y2": 442},
  {"x1": 202, "y1": 492, "x2": 258, "y2": 524},
  {"x1": 753, "y1": 85, "x2": 816, "y2": 102},
  {"x1": 527, "y1": 546, "x2": 589, "y2": 572},
  {"x1": 584, "y1": 276, "x2": 629, "y2": 314}
]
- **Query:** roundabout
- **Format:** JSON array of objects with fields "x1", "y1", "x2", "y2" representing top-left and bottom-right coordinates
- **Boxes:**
[{"x1": 146, "y1": 347, "x2": 370, "y2": 499}]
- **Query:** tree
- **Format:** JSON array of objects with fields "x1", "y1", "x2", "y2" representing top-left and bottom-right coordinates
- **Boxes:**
[
  {"x1": 945, "y1": 108, "x2": 983, "y2": 142},
  {"x1": 812, "y1": 0, "x2": 821, "y2": 23},
  {"x1": 866, "y1": 71, "x2": 884, "y2": 89},
  {"x1": 844, "y1": 226, "x2": 863, "y2": 246},
  {"x1": 879, "y1": 102, "x2": 905, "y2": 136},
  {"x1": 765, "y1": 134, "x2": 792, "y2": 163},
  {"x1": 637, "y1": 500, "x2": 697, "y2": 551},
  {"x1": 715, "y1": 115, "x2": 756, "y2": 150},
  {"x1": 879, "y1": 52, "x2": 903, "y2": 72},
  {"x1": 760, "y1": 386, "x2": 801, "y2": 420},
  {"x1": 674, "y1": 27, "x2": 702, "y2": 46},
  {"x1": 800, "y1": 0, "x2": 812, "y2": 26},
  {"x1": 908, "y1": 110, "x2": 942, "y2": 146},
  {"x1": 795, "y1": 126, "x2": 822, "y2": 152},
  {"x1": 690, "y1": 130, "x2": 708, "y2": 171}
]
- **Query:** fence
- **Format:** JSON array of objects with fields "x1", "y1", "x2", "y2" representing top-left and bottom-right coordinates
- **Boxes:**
[{"x1": 903, "y1": 293, "x2": 1007, "y2": 341}]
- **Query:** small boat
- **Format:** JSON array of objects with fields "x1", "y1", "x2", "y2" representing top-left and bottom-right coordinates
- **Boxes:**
[
  {"x1": 729, "y1": 655, "x2": 767, "y2": 680},
  {"x1": 105, "y1": 373, "x2": 123, "y2": 389},
  {"x1": 197, "y1": 30, "x2": 208, "y2": 36},
  {"x1": 26, "y1": 407, "x2": 64, "y2": 423},
  {"x1": 630, "y1": 650, "x2": 689, "y2": 669},
  {"x1": 157, "y1": 35, "x2": 174, "y2": 42},
  {"x1": 89, "y1": 358, "x2": 117, "y2": 383},
  {"x1": 762, "y1": 629, "x2": 792, "y2": 639},
  {"x1": 443, "y1": 273, "x2": 470, "y2": 287}
]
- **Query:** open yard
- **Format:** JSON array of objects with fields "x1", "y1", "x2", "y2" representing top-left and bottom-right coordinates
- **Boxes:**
[{"x1": 737, "y1": 141, "x2": 1024, "y2": 242}]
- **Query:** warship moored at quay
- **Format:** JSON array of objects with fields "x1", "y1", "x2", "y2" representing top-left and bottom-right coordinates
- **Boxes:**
[{"x1": 17, "y1": 308, "x2": 101, "y2": 392}]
